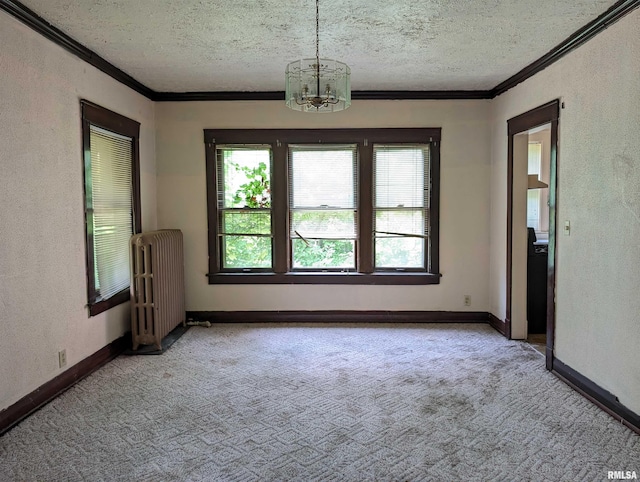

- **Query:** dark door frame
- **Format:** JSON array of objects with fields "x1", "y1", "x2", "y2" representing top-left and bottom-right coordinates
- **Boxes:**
[{"x1": 506, "y1": 100, "x2": 559, "y2": 370}]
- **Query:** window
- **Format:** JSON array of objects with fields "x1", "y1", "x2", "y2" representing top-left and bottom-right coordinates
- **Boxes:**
[
  {"x1": 217, "y1": 146, "x2": 272, "y2": 269},
  {"x1": 205, "y1": 128, "x2": 440, "y2": 284},
  {"x1": 289, "y1": 145, "x2": 357, "y2": 270},
  {"x1": 527, "y1": 142, "x2": 542, "y2": 231},
  {"x1": 527, "y1": 141, "x2": 549, "y2": 239},
  {"x1": 374, "y1": 145, "x2": 429, "y2": 269},
  {"x1": 81, "y1": 101, "x2": 141, "y2": 316}
]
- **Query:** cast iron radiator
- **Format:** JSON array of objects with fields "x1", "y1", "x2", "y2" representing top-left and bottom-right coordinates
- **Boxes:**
[{"x1": 130, "y1": 229, "x2": 185, "y2": 350}]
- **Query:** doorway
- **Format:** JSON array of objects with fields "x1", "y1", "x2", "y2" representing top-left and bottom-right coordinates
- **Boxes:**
[{"x1": 506, "y1": 100, "x2": 559, "y2": 370}]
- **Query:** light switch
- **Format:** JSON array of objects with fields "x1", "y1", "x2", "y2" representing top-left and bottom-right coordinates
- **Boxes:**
[{"x1": 564, "y1": 220, "x2": 571, "y2": 236}]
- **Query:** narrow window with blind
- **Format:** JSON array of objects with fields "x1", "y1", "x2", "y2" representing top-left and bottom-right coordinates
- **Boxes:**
[
  {"x1": 289, "y1": 145, "x2": 357, "y2": 270},
  {"x1": 527, "y1": 142, "x2": 542, "y2": 231},
  {"x1": 374, "y1": 145, "x2": 430, "y2": 270},
  {"x1": 204, "y1": 128, "x2": 440, "y2": 284},
  {"x1": 216, "y1": 146, "x2": 273, "y2": 270},
  {"x1": 81, "y1": 101, "x2": 141, "y2": 316}
]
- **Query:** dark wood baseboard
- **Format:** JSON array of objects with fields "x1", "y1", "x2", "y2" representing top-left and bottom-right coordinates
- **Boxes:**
[
  {"x1": 504, "y1": 317, "x2": 512, "y2": 339},
  {"x1": 552, "y1": 358, "x2": 640, "y2": 435},
  {"x1": 488, "y1": 313, "x2": 507, "y2": 337},
  {"x1": 187, "y1": 310, "x2": 490, "y2": 324},
  {"x1": 0, "y1": 333, "x2": 129, "y2": 436}
]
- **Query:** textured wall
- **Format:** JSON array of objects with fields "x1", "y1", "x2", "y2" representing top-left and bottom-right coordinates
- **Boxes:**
[
  {"x1": 0, "y1": 12, "x2": 156, "y2": 410},
  {"x1": 156, "y1": 99, "x2": 491, "y2": 313},
  {"x1": 489, "y1": 10, "x2": 640, "y2": 412}
]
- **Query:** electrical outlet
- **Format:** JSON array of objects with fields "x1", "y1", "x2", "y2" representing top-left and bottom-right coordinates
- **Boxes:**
[
  {"x1": 464, "y1": 295, "x2": 471, "y2": 306},
  {"x1": 58, "y1": 349, "x2": 67, "y2": 369}
]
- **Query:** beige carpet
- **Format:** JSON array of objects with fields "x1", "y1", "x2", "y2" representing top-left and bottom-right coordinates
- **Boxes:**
[{"x1": 1, "y1": 323, "x2": 638, "y2": 481}]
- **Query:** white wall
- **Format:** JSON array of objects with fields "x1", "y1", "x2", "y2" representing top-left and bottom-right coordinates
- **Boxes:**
[
  {"x1": 489, "y1": 10, "x2": 640, "y2": 412},
  {"x1": 511, "y1": 133, "x2": 529, "y2": 339},
  {"x1": 156, "y1": 100, "x2": 492, "y2": 312},
  {"x1": 0, "y1": 12, "x2": 156, "y2": 411}
]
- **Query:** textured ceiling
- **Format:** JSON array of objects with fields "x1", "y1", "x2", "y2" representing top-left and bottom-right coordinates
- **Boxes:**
[{"x1": 19, "y1": 0, "x2": 616, "y2": 92}]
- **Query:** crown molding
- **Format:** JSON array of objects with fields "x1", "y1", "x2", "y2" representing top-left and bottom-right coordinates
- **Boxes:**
[
  {"x1": 152, "y1": 90, "x2": 493, "y2": 102},
  {"x1": 0, "y1": 0, "x2": 155, "y2": 99},
  {"x1": 353, "y1": 90, "x2": 492, "y2": 100},
  {"x1": 2, "y1": 0, "x2": 638, "y2": 102},
  {"x1": 491, "y1": 0, "x2": 640, "y2": 97},
  {"x1": 152, "y1": 91, "x2": 283, "y2": 102}
]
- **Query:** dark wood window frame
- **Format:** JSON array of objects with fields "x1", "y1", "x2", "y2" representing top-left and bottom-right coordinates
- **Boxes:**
[
  {"x1": 204, "y1": 128, "x2": 441, "y2": 285},
  {"x1": 81, "y1": 100, "x2": 141, "y2": 316}
]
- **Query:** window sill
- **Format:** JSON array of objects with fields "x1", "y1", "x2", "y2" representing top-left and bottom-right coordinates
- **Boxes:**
[
  {"x1": 207, "y1": 272, "x2": 441, "y2": 285},
  {"x1": 88, "y1": 289, "x2": 130, "y2": 317}
]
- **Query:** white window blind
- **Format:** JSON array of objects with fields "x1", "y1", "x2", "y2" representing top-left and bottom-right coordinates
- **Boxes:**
[
  {"x1": 374, "y1": 145, "x2": 429, "y2": 268},
  {"x1": 89, "y1": 125, "x2": 134, "y2": 302},
  {"x1": 527, "y1": 142, "x2": 542, "y2": 231},
  {"x1": 289, "y1": 145, "x2": 357, "y2": 269}
]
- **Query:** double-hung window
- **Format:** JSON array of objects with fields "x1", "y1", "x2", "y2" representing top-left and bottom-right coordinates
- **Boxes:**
[
  {"x1": 289, "y1": 145, "x2": 357, "y2": 270},
  {"x1": 216, "y1": 146, "x2": 273, "y2": 270},
  {"x1": 81, "y1": 101, "x2": 141, "y2": 316},
  {"x1": 374, "y1": 145, "x2": 430, "y2": 269},
  {"x1": 527, "y1": 142, "x2": 543, "y2": 231},
  {"x1": 205, "y1": 128, "x2": 440, "y2": 284},
  {"x1": 526, "y1": 141, "x2": 549, "y2": 240}
]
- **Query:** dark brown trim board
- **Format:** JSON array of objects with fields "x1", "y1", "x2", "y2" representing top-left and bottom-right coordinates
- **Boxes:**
[
  {"x1": 552, "y1": 359, "x2": 640, "y2": 435},
  {"x1": 0, "y1": 334, "x2": 129, "y2": 436},
  {"x1": 187, "y1": 311, "x2": 490, "y2": 324},
  {"x1": 2, "y1": 0, "x2": 638, "y2": 101},
  {"x1": 492, "y1": 0, "x2": 640, "y2": 97},
  {"x1": 206, "y1": 272, "x2": 442, "y2": 285},
  {"x1": 154, "y1": 91, "x2": 285, "y2": 102},
  {"x1": 204, "y1": 128, "x2": 442, "y2": 145},
  {"x1": 506, "y1": 101, "x2": 559, "y2": 372},
  {"x1": 353, "y1": 91, "x2": 492, "y2": 100},
  {"x1": 545, "y1": 114, "x2": 560, "y2": 371},
  {"x1": 488, "y1": 313, "x2": 508, "y2": 337},
  {"x1": 153, "y1": 90, "x2": 494, "y2": 102},
  {"x1": 0, "y1": 0, "x2": 154, "y2": 99}
]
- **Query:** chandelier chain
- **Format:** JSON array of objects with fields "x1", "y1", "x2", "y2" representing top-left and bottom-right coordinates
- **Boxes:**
[
  {"x1": 315, "y1": 0, "x2": 320, "y2": 65},
  {"x1": 284, "y1": 0, "x2": 351, "y2": 112}
]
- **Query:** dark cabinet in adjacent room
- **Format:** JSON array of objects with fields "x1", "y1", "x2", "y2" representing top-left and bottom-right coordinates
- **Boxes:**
[{"x1": 527, "y1": 228, "x2": 548, "y2": 334}]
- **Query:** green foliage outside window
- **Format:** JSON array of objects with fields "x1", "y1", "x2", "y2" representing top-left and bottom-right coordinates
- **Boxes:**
[
  {"x1": 222, "y1": 153, "x2": 357, "y2": 269},
  {"x1": 374, "y1": 237, "x2": 423, "y2": 267},
  {"x1": 222, "y1": 160, "x2": 424, "y2": 269},
  {"x1": 228, "y1": 160, "x2": 271, "y2": 209},
  {"x1": 291, "y1": 209, "x2": 355, "y2": 268},
  {"x1": 222, "y1": 155, "x2": 272, "y2": 268},
  {"x1": 292, "y1": 238, "x2": 354, "y2": 268},
  {"x1": 223, "y1": 236, "x2": 272, "y2": 268}
]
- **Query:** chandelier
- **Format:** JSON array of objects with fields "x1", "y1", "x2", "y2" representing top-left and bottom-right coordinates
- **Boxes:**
[{"x1": 285, "y1": 0, "x2": 351, "y2": 112}]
